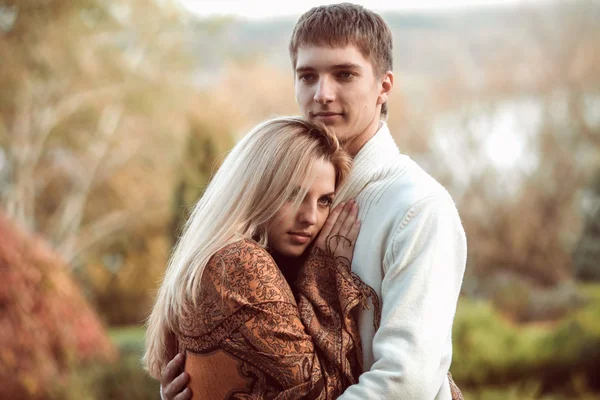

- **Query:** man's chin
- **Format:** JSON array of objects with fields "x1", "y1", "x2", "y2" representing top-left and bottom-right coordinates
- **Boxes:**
[{"x1": 326, "y1": 126, "x2": 352, "y2": 142}]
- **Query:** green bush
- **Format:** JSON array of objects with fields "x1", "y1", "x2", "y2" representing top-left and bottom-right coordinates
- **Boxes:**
[
  {"x1": 489, "y1": 276, "x2": 585, "y2": 323},
  {"x1": 53, "y1": 326, "x2": 159, "y2": 400},
  {"x1": 462, "y1": 382, "x2": 599, "y2": 400},
  {"x1": 51, "y1": 285, "x2": 600, "y2": 400},
  {"x1": 573, "y1": 171, "x2": 600, "y2": 283},
  {"x1": 54, "y1": 352, "x2": 160, "y2": 400},
  {"x1": 452, "y1": 284, "x2": 600, "y2": 397}
]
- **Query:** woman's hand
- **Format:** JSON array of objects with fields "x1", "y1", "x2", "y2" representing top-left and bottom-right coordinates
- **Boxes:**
[{"x1": 313, "y1": 200, "x2": 361, "y2": 268}]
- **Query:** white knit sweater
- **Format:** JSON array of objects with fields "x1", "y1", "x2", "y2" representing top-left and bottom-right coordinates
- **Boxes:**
[{"x1": 335, "y1": 123, "x2": 467, "y2": 399}]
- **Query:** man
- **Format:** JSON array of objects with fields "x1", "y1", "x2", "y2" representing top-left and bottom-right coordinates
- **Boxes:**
[{"x1": 160, "y1": 3, "x2": 466, "y2": 399}]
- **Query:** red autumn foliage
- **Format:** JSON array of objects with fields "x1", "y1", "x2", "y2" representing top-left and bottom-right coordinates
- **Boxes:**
[{"x1": 0, "y1": 210, "x2": 117, "y2": 399}]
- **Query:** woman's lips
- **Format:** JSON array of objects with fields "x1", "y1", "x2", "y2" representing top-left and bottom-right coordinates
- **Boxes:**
[{"x1": 288, "y1": 232, "x2": 311, "y2": 244}]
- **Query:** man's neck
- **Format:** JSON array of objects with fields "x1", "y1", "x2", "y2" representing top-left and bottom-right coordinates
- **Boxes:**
[{"x1": 344, "y1": 119, "x2": 383, "y2": 158}]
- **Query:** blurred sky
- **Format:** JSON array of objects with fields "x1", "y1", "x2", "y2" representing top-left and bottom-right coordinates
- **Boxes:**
[{"x1": 178, "y1": 0, "x2": 534, "y2": 19}]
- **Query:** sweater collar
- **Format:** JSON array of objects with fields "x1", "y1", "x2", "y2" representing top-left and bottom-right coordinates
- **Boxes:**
[{"x1": 335, "y1": 122, "x2": 402, "y2": 202}]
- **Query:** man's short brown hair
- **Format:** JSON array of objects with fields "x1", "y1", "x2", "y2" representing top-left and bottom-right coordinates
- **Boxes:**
[{"x1": 289, "y1": 3, "x2": 394, "y2": 116}]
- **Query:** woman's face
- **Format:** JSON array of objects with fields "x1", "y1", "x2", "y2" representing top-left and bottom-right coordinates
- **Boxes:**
[{"x1": 266, "y1": 159, "x2": 336, "y2": 258}]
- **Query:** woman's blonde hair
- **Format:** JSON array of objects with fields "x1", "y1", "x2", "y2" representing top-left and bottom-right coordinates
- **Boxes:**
[{"x1": 143, "y1": 116, "x2": 351, "y2": 378}]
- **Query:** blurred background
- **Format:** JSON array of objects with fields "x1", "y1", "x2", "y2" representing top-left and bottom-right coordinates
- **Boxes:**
[{"x1": 1, "y1": 0, "x2": 599, "y2": 399}]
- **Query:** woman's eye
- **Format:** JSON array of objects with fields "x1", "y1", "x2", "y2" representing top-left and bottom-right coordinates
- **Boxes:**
[
  {"x1": 318, "y1": 197, "x2": 333, "y2": 206},
  {"x1": 287, "y1": 188, "x2": 300, "y2": 201}
]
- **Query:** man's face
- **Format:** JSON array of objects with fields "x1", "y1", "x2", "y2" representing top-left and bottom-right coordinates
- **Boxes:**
[{"x1": 294, "y1": 44, "x2": 392, "y2": 156}]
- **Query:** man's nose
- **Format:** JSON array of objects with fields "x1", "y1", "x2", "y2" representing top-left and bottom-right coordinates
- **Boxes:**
[{"x1": 314, "y1": 77, "x2": 335, "y2": 105}]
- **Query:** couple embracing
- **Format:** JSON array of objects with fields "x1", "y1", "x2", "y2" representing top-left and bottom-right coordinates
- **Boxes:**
[{"x1": 144, "y1": 3, "x2": 466, "y2": 399}]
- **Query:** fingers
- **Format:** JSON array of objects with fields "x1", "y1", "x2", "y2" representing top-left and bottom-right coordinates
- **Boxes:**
[
  {"x1": 173, "y1": 388, "x2": 193, "y2": 400},
  {"x1": 163, "y1": 372, "x2": 190, "y2": 400},
  {"x1": 338, "y1": 201, "x2": 358, "y2": 239},
  {"x1": 327, "y1": 200, "x2": 358, "y2": 254},
  {"x1": 161, "y1": 353, "x2": 190, "y2": 400},
  {"x1": 315, "y1": 201, "x2": 345, "y2": 249},
  {"x1": 161, "y1": 353, "x2": 185, "y2": 384},
  {"x1": 329, "y1": 200, "x2": 354, "y2": 236},
  {"x1": 340, "y1": 200, "x2": 361, "y2": 245},
  {"x1": 346, "y1": 217, "x2": 361, "y2": 244},
  {"x1": 315, "y1": 200, "x2": 359, "y2": 254},
  {"x1": 321, "y1": 201, "x2": 345, "y2": 237}
]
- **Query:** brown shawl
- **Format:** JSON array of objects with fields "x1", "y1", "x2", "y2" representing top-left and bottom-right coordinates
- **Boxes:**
[{"x1": 175, "y1": 239, "x2": 462, "y2": 399}]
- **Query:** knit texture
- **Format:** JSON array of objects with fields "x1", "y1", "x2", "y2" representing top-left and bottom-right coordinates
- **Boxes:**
[{"x1": 336, "y1": 123, "x2": 467, "y2": 400}]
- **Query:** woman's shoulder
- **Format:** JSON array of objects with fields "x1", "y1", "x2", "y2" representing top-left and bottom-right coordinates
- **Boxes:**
[
  {"x1": 179, "y1": 239, "x2": 294, "y2": 338},
  {"x1": 204, "y1": 239, "x2": 293, "y2": 304},
  {"x1": 212, "y1": 238, "x2": 270, "y2": 260},
  {"x1": 207, "y1": 239, "x2": 275, "y2": 273}
]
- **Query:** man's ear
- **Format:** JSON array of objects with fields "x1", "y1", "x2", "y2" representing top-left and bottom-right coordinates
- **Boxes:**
[{"x1": 377, "y1": 71, "x2": 394, "y2": 105}]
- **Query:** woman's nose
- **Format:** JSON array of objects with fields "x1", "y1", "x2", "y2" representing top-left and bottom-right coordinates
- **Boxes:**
[{"x1": 297, "y1": 203, "x2": 318, "y2": 225}]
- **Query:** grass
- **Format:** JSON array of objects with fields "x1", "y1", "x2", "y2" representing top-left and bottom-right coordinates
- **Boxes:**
[{"x1": 108, "y1": 324, "x2": 147, "y2": 354}]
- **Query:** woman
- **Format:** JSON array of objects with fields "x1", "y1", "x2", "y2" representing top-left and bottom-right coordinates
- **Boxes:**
[{"x1": 143, "y1": 116, "x2": 379, "y2": 399}]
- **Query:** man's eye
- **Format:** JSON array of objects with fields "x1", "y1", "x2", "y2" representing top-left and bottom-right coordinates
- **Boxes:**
[
  {"x1": 338, "y1": 72, "x2": 353, "y2": 79},
  {"x1": 299, "y1": 74, "x2": 315, "y2": 82}
]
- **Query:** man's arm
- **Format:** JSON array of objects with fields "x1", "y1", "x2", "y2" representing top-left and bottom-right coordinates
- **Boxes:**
[{"x1": 339, "y1": 195, "x2": 467, "y2": 399}]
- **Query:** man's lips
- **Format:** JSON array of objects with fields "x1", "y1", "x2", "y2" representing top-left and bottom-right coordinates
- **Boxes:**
[{"x1": 311, "y1": 112, "x2": 343, "y2": 118}]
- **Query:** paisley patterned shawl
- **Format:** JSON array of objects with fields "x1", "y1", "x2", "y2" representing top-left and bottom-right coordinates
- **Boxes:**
[{"x1": 175, "y1": 239, "x2": 463, "y2": 400}]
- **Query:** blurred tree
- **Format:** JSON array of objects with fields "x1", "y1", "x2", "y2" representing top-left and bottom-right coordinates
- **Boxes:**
[
  {"x1": 573, "y1": 170, "x2": 600, "y2": 281},
  {"x1": 474, "y1": 0, "x2": 599, "y2": 285},
  {"x1": 0, "y1": 0, "x2": 192, "y2": 264},
  {"x1": 0, "y1": 0, "x2": 231, "y2": 325},
  {"x1": 171, "y1": 113, "x2": 233, "y2": 242},
  {"x1": 392, "y1": 0, "x2": 600, "y2": 287},
  {"x1": 0, "y1": 210, "x2": 116, "y2": 400}
]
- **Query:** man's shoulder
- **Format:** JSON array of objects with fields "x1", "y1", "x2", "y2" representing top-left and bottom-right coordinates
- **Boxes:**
[{"x1": 380, "y1": 155, "x2": 453, "y2": 209}]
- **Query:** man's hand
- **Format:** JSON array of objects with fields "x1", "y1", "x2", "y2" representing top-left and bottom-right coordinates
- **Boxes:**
[{"x1": 160, "y1": 353, "x2": 192, "y2": 400}]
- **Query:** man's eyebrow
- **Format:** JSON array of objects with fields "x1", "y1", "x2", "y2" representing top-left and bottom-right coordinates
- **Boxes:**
[
  {"x1": 295, "y1": 63, "x2": 363, "y2": 72},
  {"x1": 331, "y1": 63, "x2": 362, "y2": 70},
  {"x1": 295, "y1": 65, "x2": 315, "y2": 73}
]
